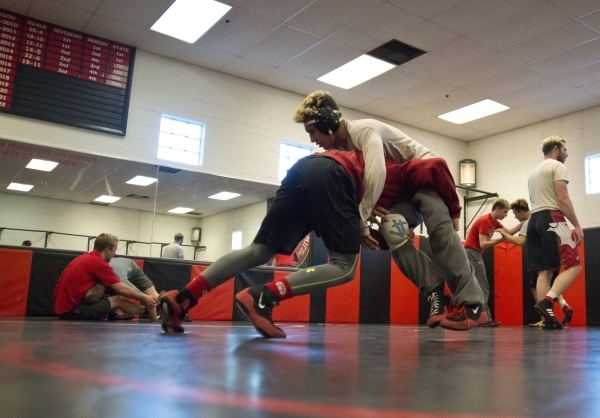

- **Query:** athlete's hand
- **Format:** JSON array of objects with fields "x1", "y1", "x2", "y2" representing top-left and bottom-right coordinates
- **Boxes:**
[
  {"x1": 574, "y1": 226, "x2": 584, "y2": 246},
  {"x1": 360, "y1": 234, "x2": 379, "y2": 250},
  {"x1": 452, "y1": 218, "x2": 460, "y2": 231},
  {"x1": 407, "y1": 228, "x2": 415, "y2": 241},
  {"x1": 367, "y1": 206, "x2": 389, "y2": 227}
]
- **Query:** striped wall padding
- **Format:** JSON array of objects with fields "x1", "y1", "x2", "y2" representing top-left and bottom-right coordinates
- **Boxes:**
[{"x1": 0, "y1": 226, "x2": 598, "y2": 325}]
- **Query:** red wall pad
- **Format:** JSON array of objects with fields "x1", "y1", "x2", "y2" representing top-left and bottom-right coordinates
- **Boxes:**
[
  {"x1": 325, "y1": 253, "x2": 361, "y2": 323},
  {"x1": 188, "y1": 265, "x2": 234, "y2": 321},
  {"x1": 0, "y1": 249, "x2": 33, "y2": 316},
  {"x1": 494, "y1": 242, "x2": 524, "y2": 325},
  {"x1": 272, "y1": 271, "x2": 310, "y2": 322},
  {"x1": 563, "y1": 239, "x2": 587, "y2": 326}
]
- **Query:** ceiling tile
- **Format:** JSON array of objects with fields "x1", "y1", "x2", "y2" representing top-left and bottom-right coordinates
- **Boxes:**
[
  {"x1": 464, "y1": 107, "x2": 535, "y2": 131},
  {"x1": 177, "y1": 44, "x2": 236, "y2": 71},
  {"x1": 385, "y1": 106, "x2": 431, "y2": 125},
  {"x1": 279, "y1": 39, "x2": 359, "y2": 79},
  {"x1": 500, "y1": 20, "x2": 599, "y2": 65},
  {"x1": 547, "y1": 0, "x2": 600, "y2": 17},
  {"x1": 196, "y1": 7, "x2": 280, "y2": 55},
  {"x1": 83, "y1": 14, "x2": 145, "y2": 44},
  {"x1": 435, "y1": 52, "x2": 522, "y2": 87},
  {"x1": 524, "y1": 88, "x2": 599, "y2": 115},
  {"x1": 286, "y1": 0, "x2": 384, "y2": 38},
  {"x1": 351, "y1": 67, "x2": 429, "y2": 99},
  {"x1": 411, "y1": 88, "x2": 487, "y2": 117},
  {"x1": 327, "y1": 2, "x2": 423, "y2": 52},
  {"x1": 134, "y1": 30, "x2": 191, "y2": 60},
  {"x1": 0, "y1": 0, "x2": 32, "y2": 14},
  {"x1": 429, "y1": 0, "x2": 538, "y2": 35},
  {"x1": 464, "y1": 66, "x2": 548, "y2": 97},
  {"x1": 386, "y1": 0, "x2": 464, "y2": 19},
  {"x1": 95, "y1": 0, "x2": 171, "y2": 27},
  {"x1": 55, "y1": 0, "x2": 102, "y2": 12},
  {"x1": 401, "y1": 36, "x2": 492, "y2": 77},
  {"x1": 467, "y1": 1, "x2": 572, "y2": 50},
  {"x1": 551, "y1": 61, "x2": 600, "y2": 87},
  {"x1": 237, "y1": 0, "x2": 313, "y2": 23},
  {"x1": 381, "y1": 78, "x2": 460, "y2": 108},
  {"x1": 28, "y1": 0, "x2": 92, "y2": 30},
  {"x1": 529, "y1": 38, "x2": 600, "y2": 76},
  {"x1": 492, "y1": 77, "x2": 574, "y2": 107},
  {"x1": 240, "y1": 25, "x2": 321, "y2": 67},
  {"x1": 580, "y1": 8, "x2": 600, "y2": 30},
  {"x1": 219, "y1": 57, "x2": 275, "y2": 82},
  {"x1": 396, "y1": 19, "x2": 460, "y2": 51}
]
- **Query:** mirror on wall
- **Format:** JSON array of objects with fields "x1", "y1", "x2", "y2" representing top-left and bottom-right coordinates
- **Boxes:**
[{"x1": 0, "y1": 138, "x2": 279, "y2": 258}]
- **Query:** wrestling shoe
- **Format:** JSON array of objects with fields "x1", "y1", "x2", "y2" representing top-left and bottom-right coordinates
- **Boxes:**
[
  {"x1": 160, "y1": 289, "x2": 197, "y2": 333},
  {"x1": 562, "y1": 305, "x2": 574, "y2": 326},
  {"x1": 426, "y1": 286, "x2": 450, "y2": 328},
  {"x1": 439, "y1": 304, "x2": 488, "y2": 331},
  {"x1": 528, "y1": 320, "x2": 544, "y2": 328},
  {"x1": 535, "y1": 299, "x2": 563, "y2": 330},
  {"x1": 481, "y1": 320, "x2": 501, "y2": 327},
  {"x1": 235, "y1": 286, "x2": 286, "y2": 338}
]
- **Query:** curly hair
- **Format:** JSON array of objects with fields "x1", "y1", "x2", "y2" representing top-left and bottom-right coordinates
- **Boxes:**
[
  {"x1": 509, "y1": 199, "x2": 529, "y2": 212},
  {"x1": 293, "y1": 90, "x2": 339, "y2": 123}
]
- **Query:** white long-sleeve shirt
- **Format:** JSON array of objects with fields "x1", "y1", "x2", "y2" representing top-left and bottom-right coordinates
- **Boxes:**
[{"x1": 341, "y1": 119, "x2": 437, "y2": 236}]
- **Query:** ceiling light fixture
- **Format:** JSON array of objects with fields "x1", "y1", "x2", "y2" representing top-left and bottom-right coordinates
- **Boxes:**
[
  {"x1": 318, "y1": 55, "x2": 395, "y2": 89},
  {"x1": 26, "y1": 159, "x2": 59, "y2": 171},
  {"x1": 126, "y1": 176, "x2": 157, "y2": 186},
  {"x1": 209, "y1": 191, "x2": 241, "y2": 200},
  {"x1": 151, "y1": 0, "x2": 232, "y2": 43},
  {"x1": 438, "y1": 99, "x2": 509, "y2": 124},
  {"x1": 168, "y1": 207, "x2": 195, "y2": 214},
  {"x1": 7, "y1": 182, "x2": 34, "y2": 192},
  {"x1": 94, "y1": 195, "x2": 121, "y2": 203}
]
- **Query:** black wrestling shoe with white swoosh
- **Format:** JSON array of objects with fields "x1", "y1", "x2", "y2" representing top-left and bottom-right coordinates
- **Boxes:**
[
  {"x1": 440, "y1": 304, "x2": 488, "y2": 330},
  {"x1": 235, "y1": 286, "x2": 286, "y2": 338}
]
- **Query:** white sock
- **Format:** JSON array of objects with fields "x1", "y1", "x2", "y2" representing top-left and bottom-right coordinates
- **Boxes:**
[
  {"x1": 547, "y1": 291, "x2": 559, "y2": 300},
  {"x1": 559, "y1": 299, "x2": 568, "y2": 308}
]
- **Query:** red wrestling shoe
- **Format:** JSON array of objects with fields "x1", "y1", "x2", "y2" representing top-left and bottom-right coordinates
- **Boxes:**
[
  {"x1": 440, "y1": 304, "x2": 488, "y2": 330},
  {"x1": 235, "y1": 287, "x2": 286, "y2": 338}
]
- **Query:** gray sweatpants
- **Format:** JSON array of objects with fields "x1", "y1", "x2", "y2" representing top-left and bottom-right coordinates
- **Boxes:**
[
  {"x1": 201, "y1": 242, "x2": 358, "y2": 296},
  {"x1": 390, "y1": 190, "x2": 484, "y2": 307},
  {"x1": 465, "y1": 247, "x2": 493, "y2": 320}
]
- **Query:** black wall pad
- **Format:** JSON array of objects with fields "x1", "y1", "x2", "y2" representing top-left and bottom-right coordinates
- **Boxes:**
[
  {"x1": 27, "y1": 251, "x2": 76, "y2": 316},
  {"x1": 359, "y1": 249, "x2": 391, "y2": 324}
]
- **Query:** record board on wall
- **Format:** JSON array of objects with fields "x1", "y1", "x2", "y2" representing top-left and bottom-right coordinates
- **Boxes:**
[{"x1": 0, "y1": 8, "x2": 135, "y2": 136}]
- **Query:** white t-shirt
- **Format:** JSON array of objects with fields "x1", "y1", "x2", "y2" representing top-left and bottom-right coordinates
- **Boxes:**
[
  {"x1": 518, "y1": 219, "x2": 529, "y2": 236},
  {"x1": 528, "y1": 159, "x2": 568, "y2": 213},
  {"x1": 162, "y1": 242, "x2": 184, "y2": 259},
  {"x1": 343, "y1": 119, "x2": 437, "y2": 235}
]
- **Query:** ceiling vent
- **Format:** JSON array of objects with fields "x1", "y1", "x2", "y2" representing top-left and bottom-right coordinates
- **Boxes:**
[
  {"x1": 89, "y1": 201, "x2": 109, "y2": 206},
  {"x1": 159, "y1": 166, "x2": 181, "y2": 174},
  {"x1": 366, "y1": 39, "x2": 426, "y2": 66},
  {"x1": 189, "y1": 212, "x2": 203, "y2": 216},
  {"x1": 127, "y1": 194, "x2": 150, "y2": 199}
]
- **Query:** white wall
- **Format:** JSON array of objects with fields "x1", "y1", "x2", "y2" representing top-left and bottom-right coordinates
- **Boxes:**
[
  {"x1": 0, "y1": 193, "x2": 200, "y2": 259},
  {"x1": 466, "y1": 106, "x2": 600, "y2": 231}
]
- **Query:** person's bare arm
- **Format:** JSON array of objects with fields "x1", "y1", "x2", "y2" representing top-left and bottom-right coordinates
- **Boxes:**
[
  {"x1": 110, "y1": 282, "x2": 156, "y2": 307},
  {"x1": 479, "y1": 233, "x2": 505, "y2": 250},
  {"x1": 503, "y1": 222, "x2": 524, "y2": 236},
  {"x1": 498, "y1": 229, "x2": 526, "y2": 246},
  {"x1": 555, "y1": 180, "x2": 584, "y2": 245}
]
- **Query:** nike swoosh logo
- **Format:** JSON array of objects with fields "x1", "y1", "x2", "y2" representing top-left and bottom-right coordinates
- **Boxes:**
[
  {"x1": 258, "y1": 293, "x2": 266, "y2": 309},
  {"x1": 472, "y1": 306, "x2": 479, "y2": 314}
]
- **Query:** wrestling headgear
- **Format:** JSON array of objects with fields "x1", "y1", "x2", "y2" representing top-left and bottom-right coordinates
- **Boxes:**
[{"x1": 304, "y1": 106, "x2": 342, "y2": 135}]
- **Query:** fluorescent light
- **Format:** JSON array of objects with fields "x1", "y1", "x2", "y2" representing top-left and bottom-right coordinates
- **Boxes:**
[
  {"x1": 318, "y1": 55, "x2": 395, "y2": 89},
  {"x1": 151, "y1": 0, "x2": 231, "y2": 43},
  {"x1": 26, "y1": 159, "x2": 58, "y2": 171},
  {"x1": 126, "y1": 176, "x2": 157, "y2": 186},
  {"x1": 168, "y1": 207, "x2": 194, "y2": 214},
  {"x1": 438, "y1": 99, "x2": 509, "y2": 124},
  {"x1": 209, "y1": 191, "x2": 240, "y2": 200},
  {"x1": 7, "y1": 182, "x2": 33, "y2": 192},
  {"x1": 94, "y1": 195, "x2": 121, "y2": 203}
]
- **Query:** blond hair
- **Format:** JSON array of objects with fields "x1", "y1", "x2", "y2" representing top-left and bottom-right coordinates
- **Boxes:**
[
  {"x1": 293, "y1": 90, "x2": 339, "y2": 123},
  {"x1": 492, "y1": 198, "x2": 509, "y2": 210},
  {"x1": 93, "y1": 233, "x2": 118, "y2": 251},
  {"x1": 541, "y1": 135, "x2": 565, "y2": 155}
]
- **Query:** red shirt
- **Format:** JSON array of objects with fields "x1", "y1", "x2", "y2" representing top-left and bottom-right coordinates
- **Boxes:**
[
  {"x1": 53, "y1": 251, "x2": 120, "y2": 314},
  {"x1": 464, "y1": 213, "x2": 504, "y2": 253}
]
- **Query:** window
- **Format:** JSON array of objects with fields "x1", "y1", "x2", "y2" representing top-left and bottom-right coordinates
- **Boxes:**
[
  {"x1": 158, "y1": 116, "x2": 204, "y2": 166},
  {"x1": 585, "y1": 154, "x2": 600, "y2": 194},
  {"x1": 232, "y1": 230, "x2": 242, "y2": 250},
  {"x1": 279, "y1": 142, "x2": 314, "y2": 181}
]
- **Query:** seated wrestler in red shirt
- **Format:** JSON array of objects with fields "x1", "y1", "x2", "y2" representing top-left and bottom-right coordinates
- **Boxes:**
[{"x1": 54, "y1": 233, "x2": 157, "y2": 320}]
